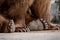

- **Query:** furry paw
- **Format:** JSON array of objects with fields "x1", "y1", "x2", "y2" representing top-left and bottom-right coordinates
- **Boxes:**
[
  {"x1": 15, "y1": 27, "x2": 30, "y2": 32},
  {"x1": 8, "y1": 20, "x2": 15, "y2": 33},
  {"x1": 52, "y1": 24, "x2": 60, "y2": 30}
]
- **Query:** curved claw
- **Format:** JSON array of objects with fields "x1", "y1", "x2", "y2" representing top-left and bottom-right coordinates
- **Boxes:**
[
  {"x1": 8, "y1": 20, "x2": 15, "y2": 32},
  {"x1": 26, "y1": 28, "x2": 30, "y2": 32},
  {"x1": 15, "y1": 27, "x2": 30, "y2": 32},
  {"x1": 22, "y1": 28, "x2": 26, "y2": 32},
  {"x1": 50, "y1": 24, "x2": 60, "y2": 30},
  {"x1": 18, "y1": 29, "x2": 23, "y2": 32},
  {"x1": 55, "y1": 24, "x2": 60, "y2": 30}
]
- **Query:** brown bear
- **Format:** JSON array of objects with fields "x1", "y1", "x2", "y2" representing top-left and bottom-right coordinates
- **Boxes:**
[
  {"x1": 26, "y1": 0, "x2": 60, "y2": 30},
  {"x1": 0, "y1": 0, "x2": 60, "y2": 32},
  {"x1": 0, "y1": 0, "x2": 34, "y2": 32}
]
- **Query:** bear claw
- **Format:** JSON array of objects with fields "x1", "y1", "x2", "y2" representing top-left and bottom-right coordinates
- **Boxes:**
[{"x1": 8, "y1": 20, "x2": 15, "y2": 32}]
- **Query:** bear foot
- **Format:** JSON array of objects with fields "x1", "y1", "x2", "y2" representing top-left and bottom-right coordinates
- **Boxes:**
[
  {"x1": 8, "y1": 20, "x2": 15, "y2": 33},
  {"x1": 15, "y1": 27, "x2": 30, "y2": 32}
]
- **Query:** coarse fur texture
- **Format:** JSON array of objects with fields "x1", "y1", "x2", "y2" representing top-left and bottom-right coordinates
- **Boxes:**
[
  {"x1": 0, "y1": 0, "x2": 60, "y2": 32},
  {"x1": 26, "y1": 0, "x2": 60, "y2": 30},
  {"x1": 33, "y1": 0, "x2": 60, "y2": 30},
  {"x1": 0, "y1": 0, "x2": 34, "y2": 32}
]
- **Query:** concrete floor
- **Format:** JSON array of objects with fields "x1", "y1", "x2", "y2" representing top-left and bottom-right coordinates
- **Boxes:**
[{"x1": 0, "y1": 30, "x2": 60, "y2": 40}]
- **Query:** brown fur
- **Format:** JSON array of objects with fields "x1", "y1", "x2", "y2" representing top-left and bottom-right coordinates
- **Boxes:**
[
  {"x1": 26, "y1": 0, "x2": 51, "y2": 24},
  {"x1": 26, "y1": 0, "x2": 60, "y2": 30},
  {"x1": 0, "y1": 15, "x2": 9, "y2": 32},
  {"x1": 0, "y1": 0, "x2": 60, "y2": 32},
  {"x1": 30, "y1": 0, "x2": 51, "y2": 29},
  {"x1": 0, "y1": 0, "x2": 34, "y2": 32}
]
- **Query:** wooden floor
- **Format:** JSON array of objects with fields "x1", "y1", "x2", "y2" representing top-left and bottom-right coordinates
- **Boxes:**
[{"x1": 0, "y1": 30, "x2": 60, "y2": 40}]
